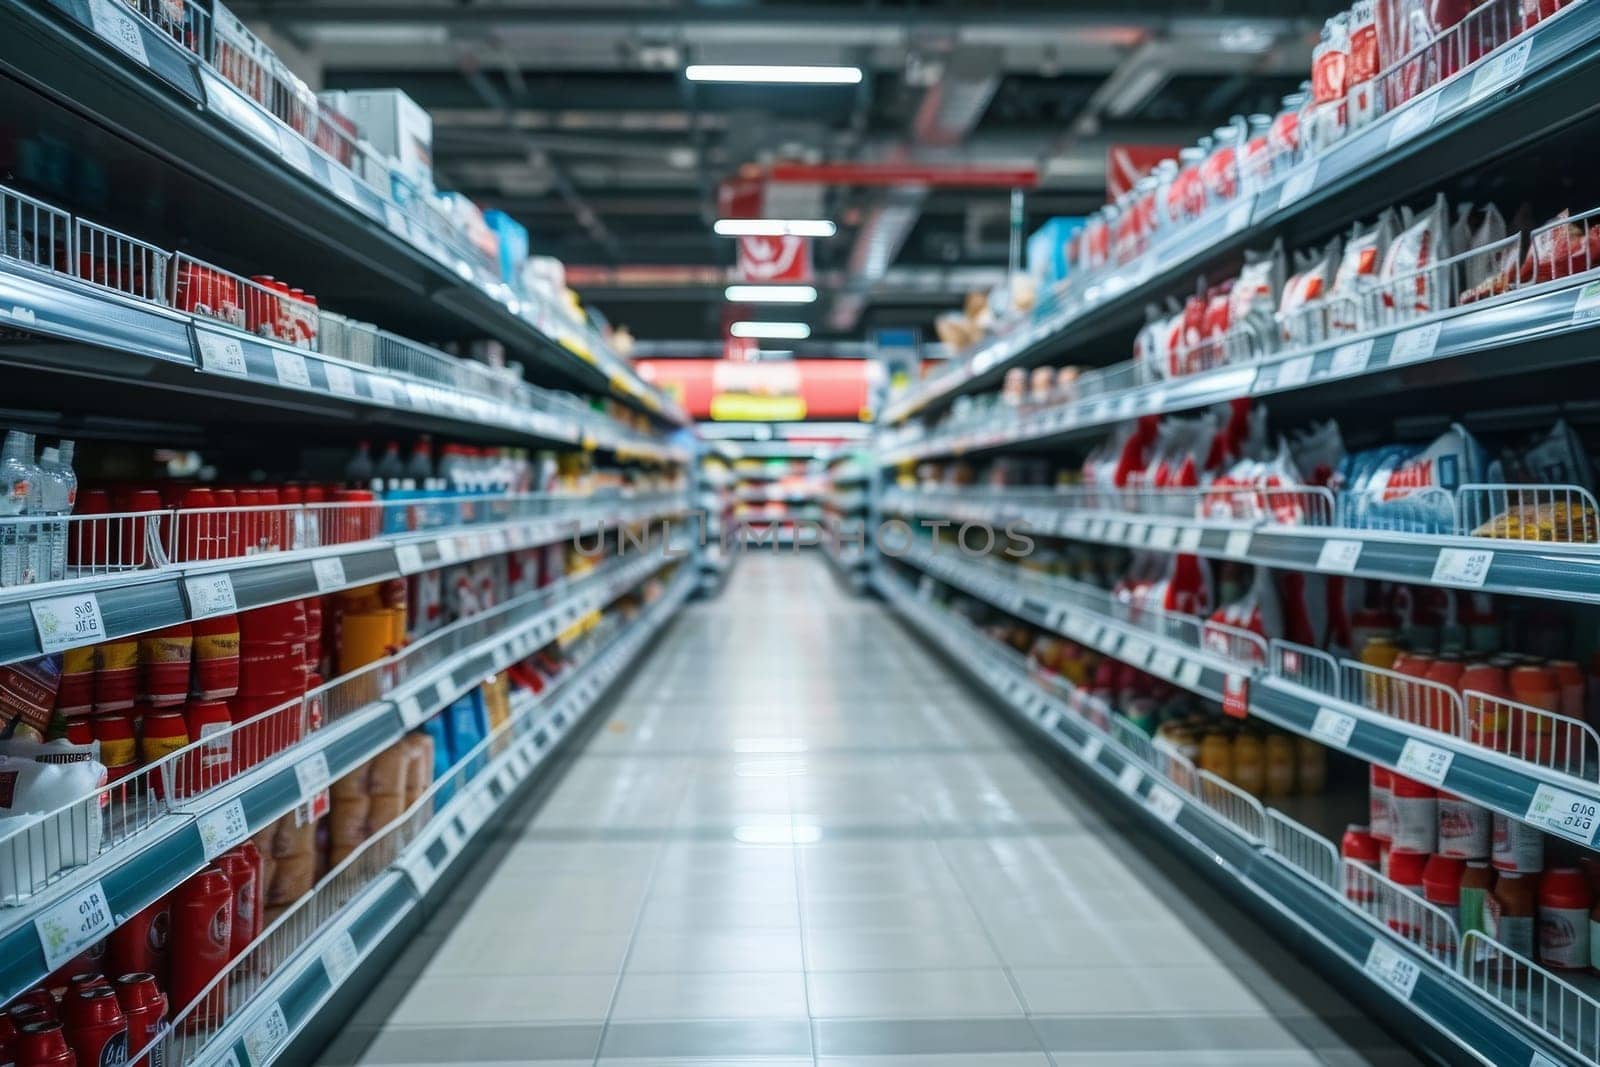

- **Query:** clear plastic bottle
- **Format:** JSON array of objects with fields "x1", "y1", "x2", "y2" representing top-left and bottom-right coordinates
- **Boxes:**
[
  {"x1": 39, "y1": 442, "x2": 76, "y2": 581},
  {"x1": 20, "y1": 434, "x2": 43, "y2": 585},
  {"x1": 0, "y1": 431, "x2": 30, "y2": 587}
]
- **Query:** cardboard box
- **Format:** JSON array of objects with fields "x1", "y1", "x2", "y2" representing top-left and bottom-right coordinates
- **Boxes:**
[{"x1": 324, "y1": 88, "x2": 434, "y2": 191}]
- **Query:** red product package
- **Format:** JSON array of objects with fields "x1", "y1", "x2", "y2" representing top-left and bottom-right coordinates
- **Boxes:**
[
  {"x1": 1519, "y1": 210, "x2": 1600, "y2": 286},
  {"x1": 1347, "y1": 0, "x2": 1382, "y2": 131},
  {"x1": 1309, "y1": 13, "x2": 1351, "y2": 150},
  {"x1": 1200, "y1": 119, "x2": 1245, "y2": 205},
  {"x1": 1378, "y1": 194, "x2": 1450, "y2": 323}
]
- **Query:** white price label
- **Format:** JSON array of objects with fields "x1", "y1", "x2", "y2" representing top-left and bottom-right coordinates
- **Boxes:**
[
  {"x1": 367, "y1": 375, "x2": 398, "y2": 405},
  {"x1": 6, "y1": 306, "x2": 35, "y2": 325},
  {"x1": 1574, "y1": 280, "x2": 1600, "y2": 323},
  {"x1": 1431, "y1": 548, "x2": 1493, "y2": 588},
  {"x1": 1085, "y1": 519, "x2": 1106, "y2": 540},
  {"x1": 195, "y1": 329, "x2": 249, "y2": 377},
  {"x1": 1524, "y1": 784, "x2": 1600, "y2": 845},
  {"x1": 31, "y1": 592, "x2": 106, "y2": 653},
  {"x1": 397, "y1": 695, "x2": 427, "y2": 729},
  {"x1": 34, "y1": 880, "x2": 113, "y2": 970},
  {"x1": 1311, "y1": 707, "x2": 1358, "y2": 747},
  {"x1": 322, "y1": 929, "x2": 360, "y2": 985},
  {"x1": 1316, "y1": 539, "x2": 1364, "y2": 573},
  {"x1": 1468, "y1": 37, "x2": 1532, "y2": 103},
  {"x1": 394, "y1": 543, "x2": 426, "y2": 575},
  {"x1": 197, "y1": 799, "x2": 250, "y2": 860},
  {"x1": 1274, "y1": 354, "x2": 1314, "y2": 389},
  {"x1": 1081, "y1": 736, "x2": 1104, "y2": 763},
  {"x1": 87, "y1": 0, "x2": 149, "y2": 65},
  {"x1": 1119, "y1": 635, "x2": 1152, "y2": 668},
  {"x1": 1224, "y1": 530, "x2": 1253, "y2": 558},
  {"x1": 437, "y1": 538, "x2": 460, "y2": 564},
  {"x1": 312, "y1": 556, "x2": 347, "y2": 592},
  {"x1": 1125, "y1": 522, "x2": 1149, "y2": 545},
  {"x1": 295, "y1": 750, "x2": 331, "y2": 800},
  {"x1": 1149, "y1": 650, "x2": 1181, "y2": 680},
  {"x1": 1386, "y1": 89, "x2": 1441, "y2": 149},
  {"x1": 327, "y1": 166, "x2": 358, "y2": 204},
  {"x1": 1364, "y1": 940, "x2": 1421, "y2": 999},
  {"x1": 1225, "y1": 199, "x2": 1254, "y2": 235},
  {"x1": 1117, "y1": 764, "x2": 1143, "y2": 794},
  {"x1": 272, "y1": 349, "x2": 312, "y2": 389},
  {"x1": 1178, "y1": 661, "x2": 1203, "y2": 690},
  {"x1": 1146, "y1": 786, "x2": 1184, "y2": 824},
  {"x1": 1388, "y1": 321, "x2": 1443, "y2": 365},
  {"x1": 184, "y1": 573, "x2": 238, "y2": 619},
  {"x1": 1178, "y1": 527, "x2": 1203, "y2": 553},
  {"x1": 1103, "y1": 521, "x2": 1128, "y2": 544},
  {"x1": 383, "y1": 202, "x2": 407, "y2": 235},
  {"x1": 1396, "y1": 738, "x2": 1454, "y2": 786},
  {"x1": 1277, "y1": 165, "x2": 1318, "y2": 211},
  {"x1": 244, "y1": 1002, "x2": 289, "y2": 1066},
  {"x1": 278, "y1": 133, "x2": 313, "y2": 175},
  {"x1": 323, "y1": 362, "x2": 357, "y2": 397},
  {"x1": 1330, "y1": 339, "x2": 1375, "y2": 377},
  {"x1": 1148, "y1": 525, "x2": 1178, "y2": 550}
]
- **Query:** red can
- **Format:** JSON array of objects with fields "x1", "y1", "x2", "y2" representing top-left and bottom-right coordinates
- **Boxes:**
[
  {"x1": 140, "y1": 622, "x2": 193, "y2": 707},
  {"x1": 90, "y1": 717, "x2": 135, "y2": 786},
  {"x1": 182, "y1": 699, "x2": 234, "y2": 794},
  {"x1": 1540, "y1": 867, "x2": 1592, "y2": 971},
  {"x1": 63, "y1": 719, "x2": 93, "y2": 747},
  {"x1": 15, "y1": 1020, "x2": 74, "y2": 1066},
  {"x1": 107, "y1": 897, "x2": 169, "y2": 988},
  {"x1": 113, "y1": 974, "x2": 166, "y2": 1063},
  {"x1": 1369, "y1": 765, "x2": 1394, "y2": 843},
  {"x1": 168, "y1": 866, "x2": 232, "y2": 1026},
  {"x1": 92, "y1": 636, "x2": 139, "y2": 713},
  {"x1": 62, "y1": 987, "x2": 126, "y2": 1067},
  {"x1": 191, "y1": 614, "x2": 240, "y2": 701},
  {"x1": 1386, "y1": 850, "x2": 1428, "y2": 940},
  {"x1": 215, "y1": 845, "x2": 261, "y2": 958},
  {"x1": 1389, "y1": 775, "x2": 1437, "y2": 854},
  {"x1": 1341, "y1": 824, "x2": 1379, "y2": 909},
  {"x1": 138, "y1": 710, "x2": 189, "y2": 801},
  {"x1": 10, "y1": 990, "x2": 57, "y2": 1021}
]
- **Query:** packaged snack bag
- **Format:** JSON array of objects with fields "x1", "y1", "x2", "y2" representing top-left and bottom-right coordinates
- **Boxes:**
[
  {"x1": 1309, "y1": 13, "x2": 1351, "y2": 150},
  {"x1": 1347, "y1": 0, "x2": 1382, "y2": 130},
  {"x1": 1279, "y1": 238, "x2": 1341, "y2": 346},
  {"x1": 1328, "y1": 211, "x2": 1398, "y2": 333},
  {"x1": 1379, "y1": 194, "x2": 1451, "y2": 324}
]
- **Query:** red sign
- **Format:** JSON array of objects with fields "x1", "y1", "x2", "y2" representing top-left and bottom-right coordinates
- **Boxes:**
[
  {"x1": 1222, "y1": 673, "x2": 1250, "y2": 719},
  {"x1": 736, "y1": 235, "x2": 812, "y2": 284},
  {"x1": 634, "y1": 359, "x2": 873, "y2": 421},
  {"x1": 1106, "y1": 144, "x2": 1181, "y2": 202}
]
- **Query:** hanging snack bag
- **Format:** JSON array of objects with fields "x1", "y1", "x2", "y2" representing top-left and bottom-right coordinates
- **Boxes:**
[
  {"x1": 1328, "y1": 210, "x2": 1398, "y2": 334},
  {"x1": 1226, "y1": 241, "x2": 1286, "y2": 365},
  {"x1": 1378, "y1": 194, "x2": 1451, "y2": 325},
  {"x1": 1278, "y1": 237, "x2": 1341, "y2": 347}
]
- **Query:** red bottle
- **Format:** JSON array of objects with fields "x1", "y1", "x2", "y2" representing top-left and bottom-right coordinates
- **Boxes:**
[
  {"x1": 14, "y1": 1020, "x2": 74, "y2": 1066},
  {"x1": 1340, "y1": 824, "x2": 1379, "y2": 909},
  {"x1": 107, "y1": 898, "x2": 169, "y2": 988},
  {"x1": 61, "y1": 988, "x2": 125, "y2": 1067},
  {"x1": 182, "y1": 699, "x2": 234, "y2": 794},
  {"x1": 215, "y1": 845, "x2": 261, "y2": 958},
  {"x1": 168, "y1": 866, "x2": 232, "y2": 1026},
  {"x1": 1540, "y1": 867, "x2": 1592, "y2": 971},
  {"x1": 113, "y1": 974, "x2": 166, "y2": 1063}
]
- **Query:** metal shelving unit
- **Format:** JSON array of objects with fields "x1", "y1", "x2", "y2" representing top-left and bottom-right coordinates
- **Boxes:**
[
  {"x1": 880, "y1": 2, "x2": 1600, "y2": 430},
  {"x1": 1, "y1": 0, "x2": 685, "y2": 425},
  {"x1": 878, "y1": 567, "x2": 1587, "y2": 1067},
  {"x1": 0, "y1": 544, "x2": 685, "y2": 1008},
  {"x1": 142, "y1": 564, "x2": 697, "y2": 1067}
]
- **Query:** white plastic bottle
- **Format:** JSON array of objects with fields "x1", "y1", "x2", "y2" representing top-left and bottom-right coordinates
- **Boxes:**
[{"x1": 0, "y1": 431, "x2": 30, "y2": 587}]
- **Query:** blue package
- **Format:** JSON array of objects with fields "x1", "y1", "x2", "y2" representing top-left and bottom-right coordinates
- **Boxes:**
[
  {"x1": 445, "y1": 692, "x2": 488, "y2": 781},
  {"x1": 1337, "y1": 424, "x2": 1485, "y2": 533},
  {"x1": 420, "y1": 716, "x2": 454, "y2": 804},
  {"x1": 483, "y1": 210, "x2": 529, "y2": 286}
]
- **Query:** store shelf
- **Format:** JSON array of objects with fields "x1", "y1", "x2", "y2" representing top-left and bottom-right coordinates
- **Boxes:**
[
  {"x1": 881, "y1": 3, "x2": 1600, "y2": 428},
  {"x1": 0, "y1": 545, "x2": 686, "y2": 1005},
  {"x1": 158, "y1": 564, "x2": 696, "y2": 1067},
  {"x1": 889, "y1": 539, "x2": 1600, "y2": 854},
  {"x1": 0, "y1": 255, "x2": 686, "y2": 462},
  {"x1": 0, "y1": 0, "x2": 683, "y2": 424},
  {"x1": 882, "y1": 485, "x2": 1600, "y2": 605},
  {"x1": 0, "y1": 491, "x2": 686, "y2": 669},
  {"x1": 877, "y1": 566, "x2": 1582, "y2": 1067}
]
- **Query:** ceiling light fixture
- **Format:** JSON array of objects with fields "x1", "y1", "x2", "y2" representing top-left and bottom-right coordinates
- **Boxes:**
[
  {"x1": 725, "y1": 284, "x2": 818, "y2": 304},
  {"x1": 686, "y1": 64, "x2": 862, "y2": 84},
  {"x1": 730, "y1": 321, "x2": 811, "y2": 339},
  {"x1": 713, "y1": 219, "x2": 837, "y2": 238}
]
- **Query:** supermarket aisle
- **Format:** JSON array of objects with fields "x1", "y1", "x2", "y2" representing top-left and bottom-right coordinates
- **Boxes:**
[{"x1": 326, "y1": 553, "x2": 1413, "y2": 1066}]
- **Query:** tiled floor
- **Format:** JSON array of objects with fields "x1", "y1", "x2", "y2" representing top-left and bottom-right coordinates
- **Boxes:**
[{"x1": 321, "y1": 554, "x2": 1416, "y2": 1066}]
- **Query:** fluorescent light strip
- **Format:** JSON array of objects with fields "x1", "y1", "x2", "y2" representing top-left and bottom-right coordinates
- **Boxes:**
[
  {"x1": 725, "y1": 285, "x2": 818, "y2": 304},
  {"x1": 730, "y1": 321, "x2": 811, "y2": 339},
  {"x1": 686, "y1": 64, "x2": 862, "y2": 84},
  {"x1": 713, "y1": 219, "x2": 837, "y2": 238}
]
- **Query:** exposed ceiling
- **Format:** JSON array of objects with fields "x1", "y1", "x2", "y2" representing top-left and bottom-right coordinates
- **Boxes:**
[{"x1": 234, "y1": 1, "x2": 1343, "y2": 343}]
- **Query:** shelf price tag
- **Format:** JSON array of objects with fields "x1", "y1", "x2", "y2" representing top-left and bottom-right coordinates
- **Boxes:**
[
  {"x1": 1524, "y1": 784, "x2": 1600, "y2": 845},
  {"x1": 295, "y1": 750, "x2": 331, "y2": 801},
  {"x1": 272, "y1": 350, "x2": 312, "y2": 389},
  {"x1": 1148, "y1": 525, "x2": 1178, "y2": 550},
  {"x1": 1388, "y1": 321, "x2": 1443, "y2": 365},
  {"x1": 277, "y1": 132, "x2": 313, "y2": 175},
  {"x1": 1178, "y1": 527, "x2": 1203, "y2": 553},
  {"x1": 1468, "y1": 37, "x2": 1532, "y2": 103},
  {"x1": 1177, "y1": 660, "x2": 1204, "y2": 690},
  {"x1": 1432, "y1": 548, "x2": 1493, "y2": 588},
  {"x1": 1364, "y1": 940, "x2": 1421, "y2": 999},
  {"x1": 436, "y1": 538, "x2": 459, "y2": 565},
  {"x1": 184, "y1": 573, "x2": 238, "y2": 619},
  {"x1": 321, "y1": 928, "x2": 360, "y2": 986},
  {"x1": 311, "y1": 556, "x2": 347, "y2": 592},
  {"x1": 1118, "y1": 635, "x2": 1152, "y2": 668},
  {"x1": 31, "y1": 592, "x2": 106, "y2": 653},
  {"x1": 1117, "y1": 763, "x2": 1143, "y2": 794},
  {"x1": 87, "y1": 0, "x2": 149, "y2": 65},
  {"x1": 34, "y1": 880, "x2": 113, "y2": 970},
  {"x1": 1387, "y1": 89, "x2": 1441, "y2": 149},
  {"x1": 244, "y1": 1003, "x2": 289, "y2": 1066},
  {"x1": 1274, "y1": 354, "x2": 1314, "y2": 389},
  {"x1": 1146, "y1": 786, "x2": 1184, "y2": 824},
  {"x1": 1312, "y1": 707, "x2": 1358, "y2": 747},
  {"x1": 394, "y1": 543, "x2": 426, "y2": 576},
  {"x1": 1081, "y1": 736, "x2": 1104, "y2": 763},
  {"x1": 1276, "y1": 164, "x2": 1318, "y2": 211},
  {"x1": 197, "y1": 799, "x2": 250, "y2": 860},
  {"x1": 195, "y1": 329, "x2": 249, "y2": 377},
  {"x1": 1397, "y1": 738, "x2": 1454, "y2": 786},
  {"x1": 1149, "y1": 649, "x2": 1181, "y2": 680},
  {"x1": 323, "y1": 362, "x2": 357, "y2": 397},
  {"x1": 1570, "y1": 279, "x2": 1600, "y2": 325},
  {"x1": 397, "y1": 695, "x2": 427, "y2": 729},
  {"x1": 1125, "y1": 522, "x2": 1148, "y2": 545},
  {"x1": 1330, "y1": 339, "x2": 1375, "y2": 377},
  {"x1": 1224, "y1": 199, "x2": 1254, "y2": 235},
  {"x1": 1316, "y1": 539, "x2": 1364, "y2": 573}
]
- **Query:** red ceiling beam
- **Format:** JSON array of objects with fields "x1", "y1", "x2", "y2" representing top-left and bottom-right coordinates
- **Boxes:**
[{"x1": 766, "y1": 162, "x2": 1038, "y2": 188}]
